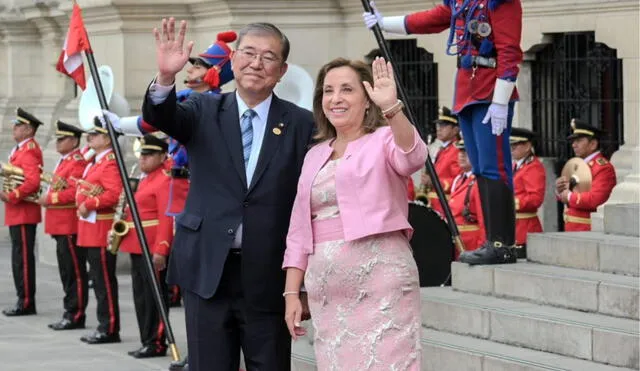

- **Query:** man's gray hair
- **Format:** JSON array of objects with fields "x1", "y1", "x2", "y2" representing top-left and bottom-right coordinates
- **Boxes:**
[{"x1": 237, "y1": 22, "x2": 290, "y2": 62}]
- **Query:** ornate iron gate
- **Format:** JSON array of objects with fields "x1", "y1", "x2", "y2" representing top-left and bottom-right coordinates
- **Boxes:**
[
  {"x1": 531, "y1": 32, "x2": 624, "y2": 162},
  {"x1": 365, "y1": 38, "x2": 439, "y2": 141}
]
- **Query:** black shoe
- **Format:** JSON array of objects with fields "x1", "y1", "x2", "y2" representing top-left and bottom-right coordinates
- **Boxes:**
[
  {"x1": 49, "y1": 318, "x2": 85, "y2": 330},
  {"x1": 131, "y1": 344, "x2": 167, "y2": 358},
  {"x1": 169, "y1": 357, "x2": 188, "y2": 371},
  {"x1": 2, "y1": 306, "x2": 36, "y2": 317},
  {"x1": 459, "y1": 241, "x2": 516, "y2": 265},
  {"x1": 80, "y1": 331, "x2": 121, "y2": 344}
]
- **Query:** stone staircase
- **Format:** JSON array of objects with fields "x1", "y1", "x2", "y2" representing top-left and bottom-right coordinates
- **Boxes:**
[{"x1": 291, "y1": 203, "x2": 640, "y2": 370}]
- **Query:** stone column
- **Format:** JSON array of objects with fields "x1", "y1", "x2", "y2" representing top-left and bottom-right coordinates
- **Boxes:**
[{"x1": 590, "y1": 10, "x2": 640, "y2": 230}]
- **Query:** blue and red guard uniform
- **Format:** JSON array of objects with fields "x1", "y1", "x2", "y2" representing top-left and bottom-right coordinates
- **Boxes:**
[{"x1": 401, "y1": 0, "x2": 524, "y2": 264}]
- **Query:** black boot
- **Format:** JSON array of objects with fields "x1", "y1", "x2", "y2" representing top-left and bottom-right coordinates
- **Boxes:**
[{"x1": 459, "y1": 176, "x2": 517, "y2": 265}]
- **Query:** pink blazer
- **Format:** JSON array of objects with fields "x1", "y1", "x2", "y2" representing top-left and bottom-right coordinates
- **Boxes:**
[{"x1": 282, "y1": 126, "x2": 428, "y2": 270}]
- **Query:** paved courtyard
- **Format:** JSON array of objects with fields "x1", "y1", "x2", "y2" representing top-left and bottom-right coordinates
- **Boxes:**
[{"x1": 0, "y1": 240, "x2": 188, "y2": 371}]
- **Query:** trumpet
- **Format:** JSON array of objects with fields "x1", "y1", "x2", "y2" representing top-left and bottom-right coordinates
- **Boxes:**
[
  {"x1": 70, "y1": 176, "x2": 104, "y2": 197},
  {"x1": 41, "y1": 172, "x2": 68, "y2": 192}
]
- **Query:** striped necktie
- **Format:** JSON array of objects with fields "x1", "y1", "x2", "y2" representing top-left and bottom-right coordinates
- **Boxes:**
[{"x1": 241, "y1": 109, "x2": 256, "y2": 168}]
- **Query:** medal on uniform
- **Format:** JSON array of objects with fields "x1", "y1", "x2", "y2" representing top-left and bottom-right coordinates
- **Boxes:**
[
  {"x1": 466, "y1": 20, "x2": 479, "y2": 34},
  {"x1": 478, "y1": 22, "x2": 492, "y2": 37}
]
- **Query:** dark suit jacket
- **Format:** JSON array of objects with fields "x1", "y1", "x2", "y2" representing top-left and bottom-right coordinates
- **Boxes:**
[{"x1": 142, "y1": 87, "x2": 314, "y2": 313}]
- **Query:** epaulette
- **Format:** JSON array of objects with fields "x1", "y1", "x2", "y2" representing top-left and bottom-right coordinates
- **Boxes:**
[
  {"x1": 73, "y1": 154, "x2": 83, "y2": 161},
  {"x1": 27, "y1": 142, "x2": 36, "y2": 150},
  {"x1": 107, "y1": 153, "x2": 116, "y2": 161},
  {"x1": 596, "y1": 158, "x2": 608, "y2": 165}
]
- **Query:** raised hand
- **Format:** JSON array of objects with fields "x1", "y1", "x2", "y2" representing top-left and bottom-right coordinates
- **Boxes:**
[
  {"x1": 153, "y1": 17, "x2": 194, "y2": 85},
  {"x1": 363, "y1": 57, "x2": 398, "y2": 112}
]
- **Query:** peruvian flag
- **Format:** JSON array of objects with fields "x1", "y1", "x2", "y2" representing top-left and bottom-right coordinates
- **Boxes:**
[{"x1": 56, "y1": 3, "x2": 91, "y2": 90}]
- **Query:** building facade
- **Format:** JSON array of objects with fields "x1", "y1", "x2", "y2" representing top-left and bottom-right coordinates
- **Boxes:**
[{"x1": 0, "y1": 0, "x2": 638, "y2": 257}]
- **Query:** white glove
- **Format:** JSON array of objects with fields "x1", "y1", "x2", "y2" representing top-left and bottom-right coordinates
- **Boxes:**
[
  {"x1": 96, "y1": 109, "x2": 123, "y2": 134},
  {"x1": 481, "y1": 103, "x2": 508, "y2": 136},
  {"x1": 362, "y1": 1, "x2": 408, "y2": 34},
  {"x1": 362, "y1": 1, "x2": 384, "y2": 29}
]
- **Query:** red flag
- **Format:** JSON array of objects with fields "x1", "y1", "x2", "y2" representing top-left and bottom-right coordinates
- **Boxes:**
[{"x1": 56, "y1": 3, "x2": 91, "y2": 90}]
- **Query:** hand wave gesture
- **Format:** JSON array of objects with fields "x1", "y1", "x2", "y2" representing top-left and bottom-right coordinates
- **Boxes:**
[
  {"x1": 153, "y1": 17, "x2": 194, "y2": 84},
  {"x1": 363, "y1": 57, "x2": 398, "y2": 112}
]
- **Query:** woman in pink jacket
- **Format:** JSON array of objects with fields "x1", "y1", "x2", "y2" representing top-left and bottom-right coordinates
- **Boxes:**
[{"x1": 282, "y1": 57, "x2": 427, "y2": 370}]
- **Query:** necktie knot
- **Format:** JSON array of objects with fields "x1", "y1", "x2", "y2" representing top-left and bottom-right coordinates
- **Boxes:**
[{"x1": 242, "y1": 109, "x2": 256, "y2": 120}]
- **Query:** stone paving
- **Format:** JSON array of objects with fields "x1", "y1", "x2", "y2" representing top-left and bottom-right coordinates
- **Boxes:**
[{"x1": 0, "y1": 241, "x2": 188, "y2": 371}]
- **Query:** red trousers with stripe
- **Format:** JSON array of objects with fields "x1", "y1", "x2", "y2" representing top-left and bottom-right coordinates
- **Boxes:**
[
  {"x1": 84, "y1": 247, "x2": 120, "y2": 335},
  {"x1": 9, "y1": 224, "x2": 37, "y2": 310},
  {"x1": 130, "y1": 253, "x2": 168, "y2": 348},
  {"x1": 53, "y1": 234, "x2": 88, "y2": 322}
]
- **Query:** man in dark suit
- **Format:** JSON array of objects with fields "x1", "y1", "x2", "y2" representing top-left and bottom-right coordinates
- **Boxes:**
[{"x1": 141, "y1": 18, "x2": 314, "y2": 371}]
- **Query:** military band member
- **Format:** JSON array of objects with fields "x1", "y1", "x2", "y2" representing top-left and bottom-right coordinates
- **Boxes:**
[
  {"x1": 118, "y1": 134, "x2": 174, "y2": 358},
  {"x1": 510, "y1": 128, "x2": 545, "y2": 258},
  {"x1": 364, "y1": 0, "x2": 523, "y2": 265},
  {"x1": 76, "y1": 118, "x2": 123, "y2": 344},
  {"x1": 556, "y1": 119, "x2": 616, "y2": 232},
  {"x1": 419, "y1": 106, "x2": 461, "y2": 215},
  {"x1": 448, "y1": 140, "x2": 484, "y2": 259},
  {"x1": 1, "y1": 108, "x2": 43, "y2": 316},
  {"x1": 40, "y1": 121, "x2": 89, "y2": 329}
]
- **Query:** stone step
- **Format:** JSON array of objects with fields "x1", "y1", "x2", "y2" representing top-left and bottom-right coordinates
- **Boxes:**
[
  {"x1": 291, "y1": 332, "x2": 316, "y2": 371},
  {"x1": 421, "y1": 287, "x2": 639, "y2": 369},
  {"x1": 452, "y1": 261, "x2": 640, "y2": 320},
  {"x1": 422, "y1": 328, "x2": 636, "y2": 371},
  {"x1": 604, "y1": 203, "x2": 640, "y2": 237},
  {"x1": 527, "y1": 232, "x2": 639, "y2": 276},
  {"x1": 291, "y1": 326, "x2": 637, "y2": 370}
]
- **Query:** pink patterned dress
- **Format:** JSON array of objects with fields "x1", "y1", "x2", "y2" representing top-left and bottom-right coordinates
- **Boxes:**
[{"x1": 305, "y1": 159, "x2": 421, "y2": 371}]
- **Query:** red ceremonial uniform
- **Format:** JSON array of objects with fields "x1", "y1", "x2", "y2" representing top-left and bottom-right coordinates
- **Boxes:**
[
  {"x1": 513, "y1": 155, "x2": 545, "y2": 245},
  {"x1": 563, "y1": 153, "x2": 616, "y2": 232},
  {"x1": 76, "y1": 149, "x2": 123, "y2": 247},
  {"x1": 428, "y1": 142, "x2": 461, "y2": 215},
  {"x1": 119, "y1": 165, "x2": 174, "y2": 256},
  {"x1": 44, "y1": 149, "x2": 87, "y2": 235},
  {"x1": 448, "y1": 172, "x2": 485, "y2": 259},
  {"x1": 404, "y1": 0, "x2": 523, "y2": 113},
  {"x1": 4, "y1": 138, "x2": 42, "y2": 226}
]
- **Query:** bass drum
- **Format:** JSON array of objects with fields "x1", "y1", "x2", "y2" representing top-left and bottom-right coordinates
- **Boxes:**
[{"x1": 408, "y1": 202, "x2": 454, "y2": 287}]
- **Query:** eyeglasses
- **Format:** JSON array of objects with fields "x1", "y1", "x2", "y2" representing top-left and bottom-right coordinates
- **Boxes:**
[{"x1": 236, "y1": 48, "x2": 281, "y2": 66}]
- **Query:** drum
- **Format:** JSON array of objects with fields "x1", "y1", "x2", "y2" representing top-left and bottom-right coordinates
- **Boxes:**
[{"x1": 408, "y1": 202, "x2": 454, "y2": 287}]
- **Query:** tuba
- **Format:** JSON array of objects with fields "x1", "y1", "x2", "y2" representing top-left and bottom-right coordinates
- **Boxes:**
[
  {"x1": 107, "y1": 141, "x2": 141, "y2": 254},
  {"x1": 273, "y1": 64, "x2": 314, "y2": 111},
  {"x1": 0, "y1": 162, "x2": 47, "y2": 203},
  {"x1": 78, "y1": 64, "x2": 130, "y2": 132}
]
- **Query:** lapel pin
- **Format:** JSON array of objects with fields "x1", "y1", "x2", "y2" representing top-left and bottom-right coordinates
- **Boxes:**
[{"x1": 272, "y1": 128, "x2": 282, "y2": 135}]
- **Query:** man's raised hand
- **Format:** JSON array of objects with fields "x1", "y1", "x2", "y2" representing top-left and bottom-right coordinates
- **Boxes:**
[{"x1": 153, "y1": 17, "x2": 194, "y2": 85}]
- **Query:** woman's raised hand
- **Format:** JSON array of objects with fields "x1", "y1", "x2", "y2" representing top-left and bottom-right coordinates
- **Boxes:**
[
  {"x1": 363, "y1": 56, "x2": 398, "y2": 112},
  {"x1": 153, "y1": 17, "x2": 194, "y2": 85}
]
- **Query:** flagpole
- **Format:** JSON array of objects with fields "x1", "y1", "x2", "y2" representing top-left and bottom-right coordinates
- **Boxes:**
[
  {"x1": 79, "y1": 25, "x2": 181, "y2": 365},
  {"x1": 360, "y1": 0, "x2": 465, "y2": 260}
]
